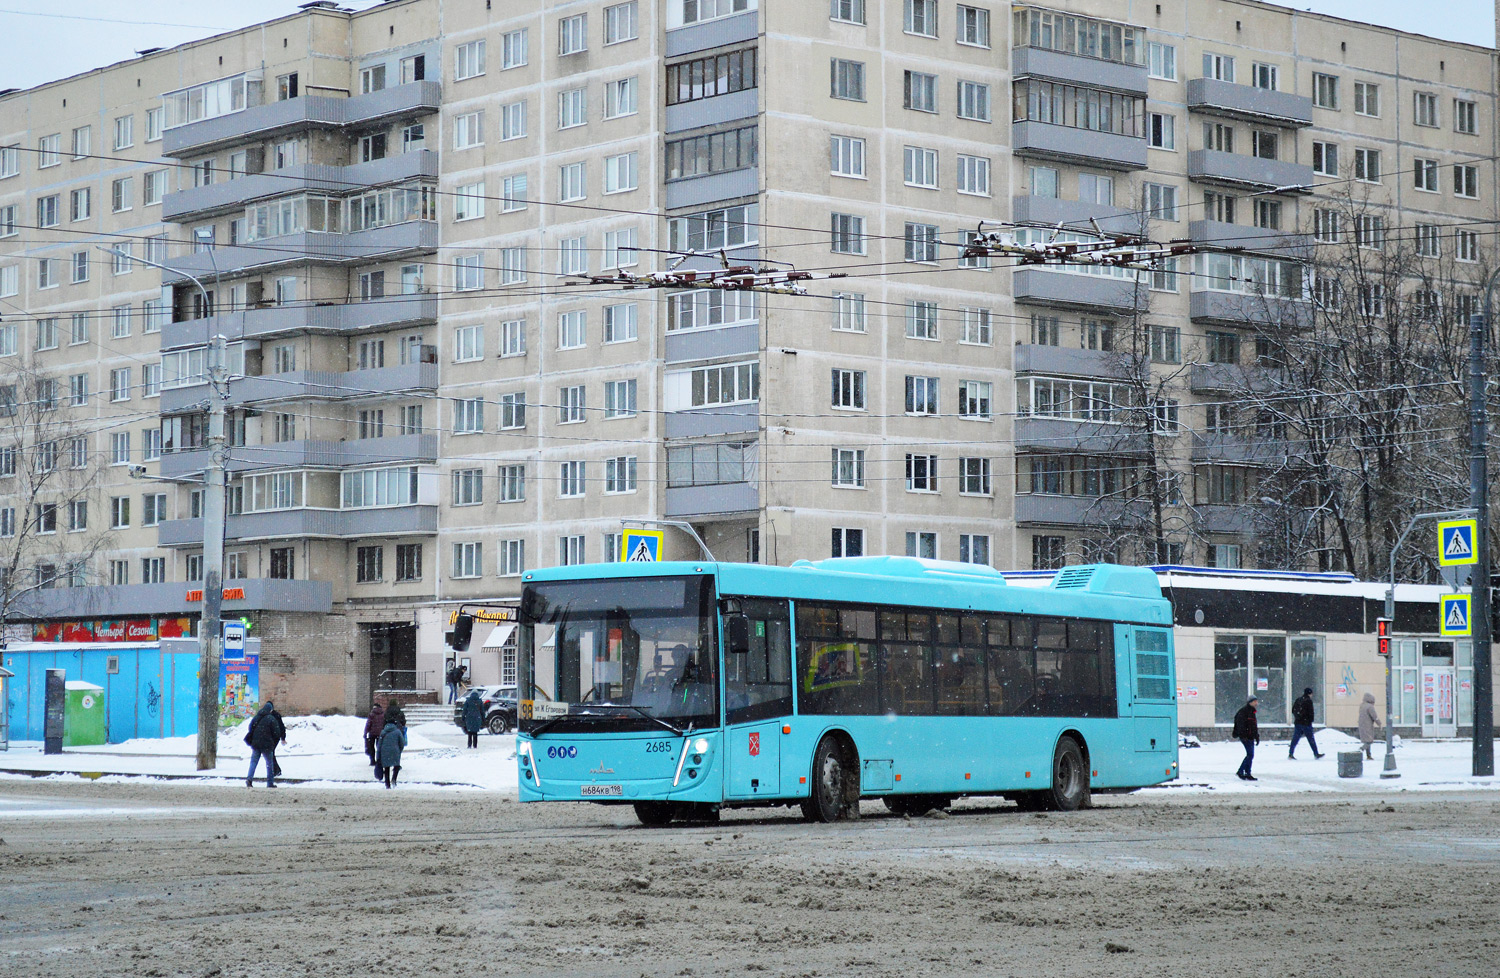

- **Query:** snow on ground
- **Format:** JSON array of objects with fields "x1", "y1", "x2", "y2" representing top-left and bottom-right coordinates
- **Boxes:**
[{"x1": 2, "y1": 720, "x2": 1496, "y2": 797}]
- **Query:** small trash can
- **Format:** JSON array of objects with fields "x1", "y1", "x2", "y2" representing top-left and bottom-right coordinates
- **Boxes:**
[
  {"x1": 1337, "y1": 750, "x2": 1363, "y2": 778},
  {"x1": 63, "y1": 681, "x2": 106, "y2": 747}
]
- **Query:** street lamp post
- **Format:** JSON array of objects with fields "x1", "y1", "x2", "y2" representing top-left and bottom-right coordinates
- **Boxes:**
[{"x1": 100, "y1": 245, "x2": 227, "y2": 771}]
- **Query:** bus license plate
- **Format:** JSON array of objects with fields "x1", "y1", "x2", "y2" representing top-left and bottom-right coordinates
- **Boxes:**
[{"x1": 581, "y1": 784, "x2": 623, "y2": 797}]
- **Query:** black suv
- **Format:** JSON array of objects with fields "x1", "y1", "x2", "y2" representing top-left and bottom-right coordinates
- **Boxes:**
[{"x1": 452, "y1": 685, "x2": 514, "y2": 735}]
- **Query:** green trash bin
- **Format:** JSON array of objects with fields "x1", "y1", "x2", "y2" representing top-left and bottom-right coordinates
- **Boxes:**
[{"x1": 63, "y1": 681, "x2": 106, "y2": 748}]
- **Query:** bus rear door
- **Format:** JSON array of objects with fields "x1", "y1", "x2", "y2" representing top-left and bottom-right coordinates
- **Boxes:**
[{"x1": 723, "y1": 598, "x2": 793, "y2": 800}]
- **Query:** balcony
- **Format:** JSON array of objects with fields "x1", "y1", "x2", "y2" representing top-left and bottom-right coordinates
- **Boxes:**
[
  {"x1": 1014, "y1": 417, "x2": 1150, "y2": 454},
  {"x1": 1196, "y1": 505, "x2": 1256, "y2": 536},
  {"x1": 1013, "y1": 344, "x2": 1129, "y2": 378},
  {"x1": 1190, "y1": 289, "x2": 1312, "y2": 328},
  {"x1": 666, "y1": 324, "x2": 759, "y2": 365},
  {"x1": 1188, "y1": 220, "x2": 1310, "y2": 258},
  {"x1": 8, "y1": 579, "x2": 332, "y2": 617},
  {"x1": 1015, "y1": 494, "x2": 1151, "y2": 527},
  {"x1": 159, "y1": 434, "x2": 437, "y2": 478},
  {"x1": 1011, "y1": 47, "x2": 1149, "y2": 95},
  {"x1": 1189, "y1": 362, "x2": 1286, "y2": 393},
  {"x1": 1013, "y1": 267, "x2": 1147, "y2": 313},
  {"x1": 157, "y1": 505, "x2": 438, "y2": 547},
  {"x1": 162, "y1": 151, "x2": 438, "y2": 222},
  {"x1": 159, "y1": 222, "x2": 438, "y2": 282},
  {"x1": 1013, "y1": 122, "x2": 1148, "y2": 171},
  {"x1": 158, "y1": 362, "x2": 439, "y2": 414},
  {"x1": 667, "y1": 89, "x2": 758, "y2": 134},
  {"x1": 664, "y1": 404, "x2": 758, "y2": 439},
  {"x1": 1012, "y1": 195, "x2": 1145, "y2": 237},
  {"x1": 666, "y1": 9, "x2": 757, "y2": 57},
  {"x1": 1191, "y1": 433, "x2": 1310, "y2": 466},
  {"x1": 666, "y1": 167, "x2": 759, "y2": 210},
  {"x1": 665, "y1": 482, "x2": 758, "y2": 518},
  {"x1": 1187, "y1": 149, "x2": 1314, "y2": 193},
  {"x1": 161, "y1": 294, "x2": 438, "y2": 349},
  {"x1": 163, "y1": 81, "x2": 442, "y2": 157},
  {"x1": 1187, "y1": 78, "x2": 1313, "y2": 127}
]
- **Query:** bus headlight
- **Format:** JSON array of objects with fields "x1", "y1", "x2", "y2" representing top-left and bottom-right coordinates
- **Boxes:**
[{"x1": 694, "y1": 738, "x2": 709, "y2": 753}]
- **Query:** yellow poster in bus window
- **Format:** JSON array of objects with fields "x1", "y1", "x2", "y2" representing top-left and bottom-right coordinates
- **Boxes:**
[{"x1": 806, "y1": 641, "x2": 862, "y2": 692}]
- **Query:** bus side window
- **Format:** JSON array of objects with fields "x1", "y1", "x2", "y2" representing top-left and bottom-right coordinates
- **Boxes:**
[
  {"x1": 726, "y1": 599, "x2": 793, "y2": 724},
  {"x1": 796, "y1": 602, "x2": 879, "y2": 715}
]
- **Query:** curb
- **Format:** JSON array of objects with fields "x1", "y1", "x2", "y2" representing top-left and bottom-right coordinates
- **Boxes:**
[{"x1": 0, "y1": 767, "x2": 487, "y2": 788}]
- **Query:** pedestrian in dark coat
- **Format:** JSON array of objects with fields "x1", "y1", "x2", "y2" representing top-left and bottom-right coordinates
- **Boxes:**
[
  {"x1": 1288, "y1": 687, "x2": 1324, "y2": 759},
  {"x1": 462, "y1": 689, "x2": 484, "y2": 749},
  {"x1": 1358, "y1": 692, "x2": 1382, "y2": 760},
  {"x1": 244, "y1": 701, "x2": 286, "y2": 788},
  {"x1": 1232, "y1": 696, "x2": 1260, "y2": 781},
  {"x1": 363, "y1": 702, "x2": 386, "y2": 768},
  {"x1": 377, "y1": 719, "x2": 408, "y2": 788}
]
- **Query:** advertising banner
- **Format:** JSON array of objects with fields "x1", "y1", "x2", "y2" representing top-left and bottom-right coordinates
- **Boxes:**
[{"x1": 219, "y1": 651, "x2": 260, "y2": 727}]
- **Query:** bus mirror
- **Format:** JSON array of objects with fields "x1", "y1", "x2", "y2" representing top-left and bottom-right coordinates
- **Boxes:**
[{"x1": 726, "y1": 616, "x2": 751, "y2": 654}]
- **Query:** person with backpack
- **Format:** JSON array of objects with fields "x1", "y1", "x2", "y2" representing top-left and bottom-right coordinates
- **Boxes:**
[
  {"x1": 1288, "y1": 687, "x2": 1325, "y2": 759},
  {"x1": 1233, "y1": 695, "x2": 1260, "y2": 782},
  {"x1": 245, "y1": 701, "x2": 287, "y2": 788},
  {"x1": 461, "y1": 688, "x2": 484, "y2": 749},
  {"x1": 377, "y1": 712, "x2": 408, "y2": 788}
]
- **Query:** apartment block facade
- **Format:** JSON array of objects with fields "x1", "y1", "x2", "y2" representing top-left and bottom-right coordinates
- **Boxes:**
[{"x1": 1, "y1": 0, "x2": 1494, "y2": 712}]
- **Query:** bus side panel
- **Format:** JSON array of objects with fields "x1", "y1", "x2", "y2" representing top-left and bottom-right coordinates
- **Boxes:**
[{"x1": 1121, "y1": 623, "x2": 1180, "y2": 787}]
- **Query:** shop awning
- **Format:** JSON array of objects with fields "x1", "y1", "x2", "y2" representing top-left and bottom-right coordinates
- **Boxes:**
[{"x1": 481, "y1": 622, "x2": 517, "y2": 649}]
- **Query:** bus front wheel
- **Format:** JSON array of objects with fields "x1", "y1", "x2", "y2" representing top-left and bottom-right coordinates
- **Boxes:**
[
  {"x1": 1045, "y1": 736, "x2": 1089, "y2": 812},
  {"x1": 801, "y1": 737, "x2": 858, "y2": 822},
  {"x1": 634, "y1": 801, "x2": 676, "y2": 827}
]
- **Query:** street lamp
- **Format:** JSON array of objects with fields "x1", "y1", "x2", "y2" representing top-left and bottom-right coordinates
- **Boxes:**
[{"x1": 99, "y1": 243, "x2": 228, "y2": 772}]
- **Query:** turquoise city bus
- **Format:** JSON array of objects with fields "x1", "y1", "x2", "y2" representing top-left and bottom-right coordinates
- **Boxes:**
[{"x1": 516, "y1": 557, "x2": 1177, "y2": 825}]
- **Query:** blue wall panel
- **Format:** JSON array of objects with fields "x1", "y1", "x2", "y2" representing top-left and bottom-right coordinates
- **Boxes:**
[{"x1": 1, "y1": 647, "x2": 199, "y2": 744}]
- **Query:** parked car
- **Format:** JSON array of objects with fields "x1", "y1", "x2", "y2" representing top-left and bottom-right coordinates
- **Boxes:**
[{"x1": 453, "y1": 685, "x2": 549, "y2": 735}]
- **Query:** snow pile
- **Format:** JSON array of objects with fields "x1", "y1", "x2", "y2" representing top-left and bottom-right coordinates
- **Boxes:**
[{"x1": 219, "y1": 713, "x2": 444, "y2": 756}]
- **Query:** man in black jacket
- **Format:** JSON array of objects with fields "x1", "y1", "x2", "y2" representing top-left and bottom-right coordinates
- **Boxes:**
[
  {"x1": 244, "y1": 701, "x2": 287, "y2": 788},
  {"x1": 1233, "y1": 696, "x2": 1260, "y2": 781},
  {"x1": 1288, "y1": 687, "x2": 1324, "y2": 759}
]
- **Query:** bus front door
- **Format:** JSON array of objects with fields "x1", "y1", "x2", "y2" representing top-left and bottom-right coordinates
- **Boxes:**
[{"x1": 724, "y1": 599, "x2": 793, "y2": 800}]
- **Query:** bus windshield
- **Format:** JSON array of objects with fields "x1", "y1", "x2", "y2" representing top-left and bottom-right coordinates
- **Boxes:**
[{"x1": 519, "y1": 575, "x2": 719, "y2": 734}]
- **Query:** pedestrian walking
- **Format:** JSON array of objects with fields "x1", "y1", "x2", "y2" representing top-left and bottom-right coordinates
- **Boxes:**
[
  {"x1": 462, "y1": 688, "x2": 484, "y2": 749},
  {"x1": 385, "y1": 699, "x2": 406, "y2": 729},
  {"x1": 445, "y1": 663, "x2": 458, "y2": 704},
  {"x1": 363, "y1": 700, "x2": 386, "y2": 769},
  {"x1": 1288, "y1": 686, "x2": 1324, "y2": 759},
  {"x1": 377, "y1": 715, "x2": 408, "y2": 788},
  {"x1": 1233, "y1": 695, "x2": 1260, "y2": 781},
  {"x1": 244, "y1": 700, "x2": 286, "y2": 788},
  {"x1": 1358, "y1": 691, "x2": 1382, "y2": 760}
]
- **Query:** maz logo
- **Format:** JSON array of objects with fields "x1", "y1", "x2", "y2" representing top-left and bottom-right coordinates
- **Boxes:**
[{"x1": 589, "y1": 762, "x2": 615, "y2": 775}]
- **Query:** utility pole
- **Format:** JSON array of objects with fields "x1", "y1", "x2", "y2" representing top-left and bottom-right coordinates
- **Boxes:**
[{"x1": 1471, "y1": 304, "x2": 1493, "y2": 777}]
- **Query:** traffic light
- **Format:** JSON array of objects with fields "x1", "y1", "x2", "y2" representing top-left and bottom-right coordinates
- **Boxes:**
[
  {"x1": 447, "y1": 613, "x2": 474, "y2": 650},
  {"x1": 1376, "y1": 617, "x2": 1392, "y2": 657}
]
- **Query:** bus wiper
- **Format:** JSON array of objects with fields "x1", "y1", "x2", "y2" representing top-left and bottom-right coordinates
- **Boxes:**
[
  {"x1": 529, "y1": 709, "x2": 609, "y2": 736},
  {"x1": 529, "y1": 706, "x2": 681, "y2": 737},
  {"x1": 615, "y1": 704, "x2": 683, "y2": 736}
]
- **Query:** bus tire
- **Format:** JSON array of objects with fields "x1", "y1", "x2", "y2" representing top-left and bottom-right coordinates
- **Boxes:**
[
  {"x1": 634, "y1": 801, "x2": 676, "y2": 827},
  {"x1": 801, "y1": 736, "x2": 856, "y2": 822},
  {"x1": 1045, "y1": 736, "x2": 1089, "y2": 812}
]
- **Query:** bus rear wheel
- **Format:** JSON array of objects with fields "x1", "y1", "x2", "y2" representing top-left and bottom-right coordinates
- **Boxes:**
[
  {"x1": 634, "y1": 801, "x2": 676, "y2": 827},
  {"x1": 1044, "y1": 736, "x2": 1089, "y2": 812},
  {"x1": 801, "y1": 737, "x2": 858, "y2": 822}
]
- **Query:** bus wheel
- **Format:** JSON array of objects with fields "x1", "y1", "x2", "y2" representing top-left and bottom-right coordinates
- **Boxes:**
[
  {"x1": 634, "y1": 801, "x2": 676, "y2": 827},
  {"x1": 801, "y1": 737, "x2": 855, "y2": 822},
  {"x1": 675, "y1": 803, "x2": 720, "y2": 824},
  {"x1": 1045, "y1": 736, "x2": 1089, "y2": 812}
]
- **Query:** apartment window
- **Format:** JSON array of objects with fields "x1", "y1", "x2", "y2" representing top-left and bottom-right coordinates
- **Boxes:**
[
  {"x1": 831, "y1": 0, "x2": 865, "y2": 25},
  {"x1": 606, "y1": 2, "x2": 639, "y2": 42},
  {"x1": 902, "y1": 532, "x2": 937, "y2": 560},
  {"x1": 1030, "y1": 315, "x2": 1060, "y2": 346},
  {"x1": 1030, "y1": 166, "x2": 1059, "y2": 199},
  {"x1": 1150, "y1": 325, "x2": 1181, "y2": 364},
  {"x1": 452, "y1": 468, "x2": 484, "y2": 506},
  {"x1": 1409, "y1": 157, "x2": 1440, "y2": 193},
  {"x1": 503, "y1": 29, "x2": 529, "y2": 69},
  {"x1": 605, "y1": 77, "x2": 638, "y2": 119},
  {"x1": 1251, "y1": 130, "x2": 1278, "y2": 161},
  {"x1": 559, "y1": 460, "x2": 586, "y2": 498},
  {"x1": 360, "y1": 64, "x2": 387, "y2": 94},
  {"x1": 141, "y1": 493, "x2": 166, "y2": 528},
  {"x1": 396, "y1": 545, "x2": 423, "y2": 582},
  {"x1": 454, "y1": 111, "x2": 483, "y2": 149},
  {"x1": 69, "y1": 251, "x2": 88, "y2": 284},
  {"x1": 400, "y1": 54, "x2": 426, "y2": 84},
  {"x1": 559, "y1": 88, "x2": 588, "y2": 129},
  {"x1": 830, "y1": 135, "x2": 865, "y2": 177},
  {"x1": 833, "y1": 292, "x2": 866, "y2": 332},
  {"x1": 109, "y1": 367, "x2": 130, "y2": 402},
  {"x1": 904, "y1": 222, "x2": 939, "y2": 263},
  {"x1": 904, "y1": 0, "x2": 936, "y2": 36},
  {"x1": 0, "y1": 205, "x2": 14, "y2": 237},
  {"x1": 1204, "y1": 122, "x2": 1233, "y2": 154},
  {"x1": 956, "y1": 155, "x2": 990, "y2": 196},
  {"x1": 831, "y1": 368, "x2": 866, "y2": 410},
  {"x1": 1149, "y1": 42, "x2": 1176, "y2": 81},
  {"x1": 1354, "y1": 214, "x2": 1385, "y2": 249},
  {"x1": 500, "y1": 392, "x2": 527, "y2": 430},
  {"x1": 138, "y1": 558, "x2": 166, "y2": 585},
  {"x1": 903, "y1": 71, "x2": 937, "y2": 112},
  {"x1": 452, "y1": 542, "x2": 482, "y2": 579},
  {"x1": 665, "y1": 126, "x2": 757, "y2": 179},
  {"x1": 1360, "y1": 283, "x2": 1386, "y2": 319},
  {"x1": 1311, "y1": 141, "x2": 1338, "y2": 177},
  {"x1": 501, "y1": 248, "x2": 527, "y2": 285},
  {"x1": 38, "y1": 133, "x2": 61, "y2": 167},
  {"x1": 498, "y1": 464, "x2": 526, "y2": 502},
  {"x1": 905, "y1": 375, "x2": 938, "y2": 416},
  {"x1": 680, "y1": 361, "x2": 759, "y2": 408},
  {"x1": 559, "y1": 14, "x2": 588, "y2": 55},
  {"x1": 1251, "y1": 63, "x2": 1278, "y2": 91},
  {"x1": 1144, "y1": 183, "x2": 1178, "y2": 221},
  {"x1": 558, "y1": 535, "x2": 586, "y2": 566},
  {"x1": 959, "y1": 457, "x2": 991, "y2": 497},
  {"x1": 559, "y1": 385, "x2": 586, "y2": 423},
  {"x1": 1081, "y1": 318, "x2": 1114, "y2": 351},
  {"x1": 667, "y1": 203, "x2": 758, "y2": 252},
  {"x1": 681, "y1": 0, "x2": 753, "y2": 25},
  {"x1": 906, "y1": 454, "x2": 938, "y2": 493},
  {"x1": 110, "y1": 496, "x2": 130, "y2": 528},
  {"x1": 1206, "y1": 331, "x2": 1240, "y2": 364},
  {"x1": 1413, "y1": 91, "x2": 1439, "y2": 128},
  {"x1": 602, "y1": 228, "x2": 637, "y2": 269},
  {"x1": 455, "y1": 39, "x2": 486, "y2": 80},
  {"x1": 0, "y1": 145, "x2": 17, "y2": 177},
  {"x1": 1203, "y1": 52, "x2": 1235, "y2": 82},
  {"x1": 903, "y1": 146, "x2": 938, "y2": 188},
  {"x1": 604, "y1": 153, "x2": 638, "y2": 194},
  {"x1": 354, "y1": 546, "x2": 383, "y2": 584},
  {"x1": 110, "y1": 433, "x2": 130, "y2": 465},
  {"x1": 1313, "y1": 208, "x2": 1340, "y2": 243},
  {"x1": 454, "y1": 181, "x2": 485, "y2": 221},
  {"x1": 1457, "y1": 229, "x2": 1479, "y2": 263},
  {"x1": 454, "y1": 397, "x2": 484, "y2": 433},
  {"x1": 1354, "y1": 81, "x2": 1379, "y2": 117},
  {"x1": 454, "y1": 324, "x2": 484, "y2": 362},
  {"x1": 1455, "y1": 99, "x2": 1478, "y2": 135},
  {"x1": 605, "y1": 456, "x2": 637, "y2": 494},
  {"x1": 1312, "y1": 72, "x2": 1339, "y2": 109},
  {"x1": 559, "y1": 237, "x2": 587, "y2": 276},
  {"x1": 830, "y1": 59, "x2": 865, "y2": 101},
  {"x1": 957, "y1": 5, "x2": 989, "y2": 46},
  {"x1": 500, "y1": 174, "x2": 528, "y2": 213},
  {"x1": 500, "y1": 101, "x2": 527, "y2": 141},
  {"x1": 68, "y1": 373, "x2": 87, "y2": 406},
  {"x1": 956, "y1": 81, "x2": 990, "y2": 122},
  {"x1": 831, "y1": 527, "x2": 864, "y2": 558},
  {"x1": 455, "y1": 254, "x2": 483, "y2": 291},
  {"x1": 0, "y1": 266, "x2": 13, "y2": 299},
  {"x1": 357, "y1": 409, "x2": 384, "y2": 439},
  {"x1": 1455, "y1": 164, "x2": 1479, "y2": 199},
  {"x1": 38, "y1": 195, "x2": 59, "y2": 228},
  {"x1": 1354, "y1": 148, "x2": 1380, "y2": 183},
  {"x1": 559, "y1": 161, "x2": 586, "y2": 201},
  {"x1": 602, "y1": 303, "x2": 637, "y2": 344},
  {"x1": 143, "y1": 171, "x2": 165, "y2": 205},
  {"x1": 70, "y1": 125, "x2": 90, "y2": 159},
  {"x1": 400, "y1": 404, "x2": 425, "y2": 435},
  {"x1": 906, "y1": 300, "x2": 938, "y2": 340},
  {"x1": 831, "y1": 448, "x2": 865, "y2": 489},
  {"x1": 604, "y1": 379, "x2": 637, "y2": 418},
  {"x1": 1145, "y1": 112, "x2": 1176, "y2": 151},
  {"x1": 1415, "y1": 224, "x2": 1441, "y2": 259},
  {"x1": 1253, "y1": 199, "x2": 1282, "y2": 230},
  {"x1": 958, "y1": 380, "x2": 992, "y2": 420},
  {"x1": 958, "y1": 533, "x2": 990, "y2": 565},
  {"x1": 830, "y1": 213, "x2": 866, "y2": 255},
  {"x1": 1032, "y1": 535, "x2": 1066, "y2": 570}
]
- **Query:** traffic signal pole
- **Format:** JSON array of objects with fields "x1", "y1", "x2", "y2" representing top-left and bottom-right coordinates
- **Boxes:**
[{"x1": 1469, "y1": 310, "x2": 1493, "y2": 777}]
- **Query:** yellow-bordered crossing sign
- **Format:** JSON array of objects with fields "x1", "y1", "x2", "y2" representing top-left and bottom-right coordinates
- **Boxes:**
[
  {"x1": 1438, "y1": 519, "x2": 1478, "y2": 567},
  {"x1": 620, "y1": 529, "x2": 665, "y2": 562},
  {"x1": 1439, "y1": 593, "x2": 1472, "y2": 637}
]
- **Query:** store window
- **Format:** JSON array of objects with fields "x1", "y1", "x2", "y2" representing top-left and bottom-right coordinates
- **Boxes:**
[{"x1": 1214, "y1": 634, "x2": 1322, "y2": 725}]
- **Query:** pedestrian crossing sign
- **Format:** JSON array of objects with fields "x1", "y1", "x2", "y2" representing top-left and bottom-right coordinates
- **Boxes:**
[
  {"x1": 1439, "y1": 593, "x2": 1472, "y2": 637},
  {"x1": 619, "y1": 529, "x2": 665, "y2": 563},
  {"x1": 1438, "y1": 519, "x2": 1478, "y2": 567}
]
